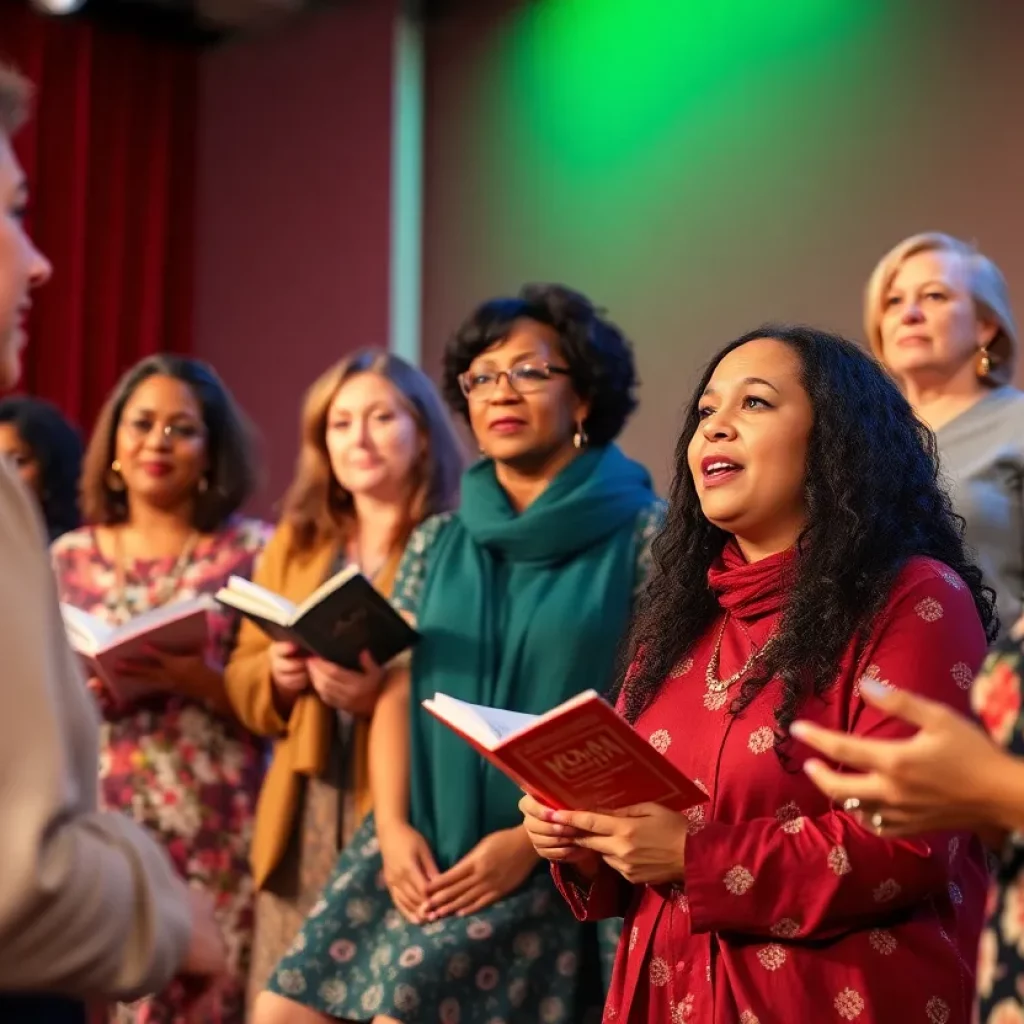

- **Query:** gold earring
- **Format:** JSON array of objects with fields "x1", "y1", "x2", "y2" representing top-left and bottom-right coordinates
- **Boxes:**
[
  {"x1": 106, "y1": 459, "x2": 125, "y2": 493},
  {"x1": 197, "y1": 476, "x2": 209, "y2": 495},
  {"x1": 976, "y1": 346, "x2": 993, "y2": 379},
  {"x1": 573, "y1": 421, "x2": 589, "y2": 450}
]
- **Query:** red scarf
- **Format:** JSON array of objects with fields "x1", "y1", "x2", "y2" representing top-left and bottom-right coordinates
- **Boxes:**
[{"x1": 707, "y1": 539, "x2": 795, "y2": 630}]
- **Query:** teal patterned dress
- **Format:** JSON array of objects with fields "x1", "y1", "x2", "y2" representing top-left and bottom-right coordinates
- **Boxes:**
[{"x1": 267, "y1": 502, "x2": 662, "y2": 1023}]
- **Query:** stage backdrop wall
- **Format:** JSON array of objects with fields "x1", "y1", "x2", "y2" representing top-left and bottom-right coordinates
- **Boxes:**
[
  {"x1": 193, "y1": 0, "x2": 399, "y2": 516},
  {"x1": 421, "y1": 0, "x2": 1024, "y2": 493}
]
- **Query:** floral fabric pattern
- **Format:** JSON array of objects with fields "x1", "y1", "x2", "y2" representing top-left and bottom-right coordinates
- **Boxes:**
[
  {"x1": 973, "y1": 635, "x2": 1024, "y2": 1023},
  {"x1": 268, "y1": 814, "x2": 618, "y2": 1022},
  {"x1": 51, "y1": 518, "x2": 271, "y2": 1024}
]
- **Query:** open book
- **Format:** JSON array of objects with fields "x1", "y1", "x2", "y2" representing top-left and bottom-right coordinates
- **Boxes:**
[
  {"x1": 61, "y1": 596, "x2": 213, "y2": 702},
  {"x1": 214, "y1": 565, "x2": 418, "y2": 670},
  {"x1": 422, "y1": 689, "x2": 708, "y2": 813}
]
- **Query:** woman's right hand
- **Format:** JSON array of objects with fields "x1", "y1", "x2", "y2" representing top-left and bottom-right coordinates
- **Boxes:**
[
  {"x1": 269, "y1": 641, "x2": 309, "y2": 697},
  {"x1": 519, "y1": 793, "x2": 602, "y2": 878},
  {"x1": 377, "y1": 820, "x2": 439, "y2": 924}
]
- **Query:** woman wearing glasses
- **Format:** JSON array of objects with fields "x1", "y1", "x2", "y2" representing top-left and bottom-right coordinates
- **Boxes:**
[
  {"x1": 255, "y1": 284, "x2": 663, "y2": 1024},
  {"x1": 52, "y1": 354, "x2": 271, "y2": 1024}
]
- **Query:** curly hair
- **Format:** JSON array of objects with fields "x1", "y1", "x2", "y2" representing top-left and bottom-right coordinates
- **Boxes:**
[
  {"x1": 442, "y1": 283, "x2": 638, "y2": 445},
  {"x1": 619, "y1": 324, "x2": 996, "y2": 749},
  {"x1": 0, "y1": 395, "x2": 83, "y2": 540}
]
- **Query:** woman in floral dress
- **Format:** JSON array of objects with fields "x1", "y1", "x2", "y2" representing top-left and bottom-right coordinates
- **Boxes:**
[
  {"x1": 52, "y1": 355, "x2": 270, "y2": 1024},
  {"x1": 255, "y1": 284, "x2": 663, "y2": 1024},
  {"x1": 524, "y1": 326, "x2": 997, "y2": 1023}
]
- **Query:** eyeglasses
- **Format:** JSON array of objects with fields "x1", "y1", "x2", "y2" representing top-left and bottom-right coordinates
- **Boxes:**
[
  {"x1": 121, "y1": 418, "x2": 205, "y2": 443},
  {"x1": 458, "y1": 362, "x2": 571, "y2": 400}
]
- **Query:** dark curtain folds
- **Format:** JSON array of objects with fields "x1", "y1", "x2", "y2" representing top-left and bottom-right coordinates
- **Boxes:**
[{"x1": 0, "y1": 4, "x2": 196, "y2": 429}]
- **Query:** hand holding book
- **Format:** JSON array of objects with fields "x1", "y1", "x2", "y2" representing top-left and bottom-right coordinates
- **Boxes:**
[
  {"x1": 61, "y1": 597, "x2": 213, "y2": 702},
  {"x1": 307, "y1": 651, "x2": 383, "y2": 717},
  {"x1": 422, "y1": 689, "x2": 708, "y2": 813},
  {"x1": 115, "y1": 642, "x2": 223, "y2": 704},
  {"x1": 521, "y1": 793, "x2": 689, "y2": 886}
]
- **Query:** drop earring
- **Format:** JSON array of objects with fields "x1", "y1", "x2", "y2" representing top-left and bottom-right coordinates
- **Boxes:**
[
  {"x1": 106, "y1": 459, "x2": 126, "y2": 493},
  {"x1": 197, "y1": 475, "x2": 209, "y2": 495},
  {"x1": 976, "y1": 345, "x2": 993, "y2": 379},
  {"x1": 572, "y1": 420, "x2": 589, "y2": 450}
]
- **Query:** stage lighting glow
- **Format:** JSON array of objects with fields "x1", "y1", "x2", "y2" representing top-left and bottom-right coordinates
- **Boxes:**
[{"x1": 31, "y1": 0, "x2": 87, "y2": 14}]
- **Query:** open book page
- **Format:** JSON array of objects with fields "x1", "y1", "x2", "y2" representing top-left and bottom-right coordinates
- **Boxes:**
[
  {"x1": 59, "y1": 604, "x2": 114, "y2": 654},
  {"x1": 219, "y1": 576, "x2": 296, "y2": 622},
  {"x1": 111, "y1": 595, "x2": 214, "y2": 645},
  {"x1": 294, "y1": 564, "x2": 362, "y2": 619},
  {"x1": 425, "y1": 694, "x2": 539, "y2": 749}
]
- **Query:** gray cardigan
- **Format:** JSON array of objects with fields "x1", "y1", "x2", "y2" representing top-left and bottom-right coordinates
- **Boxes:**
[
  {"x1": 0, "y1": 462, "x2": 190, "y2": 999},
  {"x1": 936, "y1": 386, "x2": 1024, "y2": 635}
]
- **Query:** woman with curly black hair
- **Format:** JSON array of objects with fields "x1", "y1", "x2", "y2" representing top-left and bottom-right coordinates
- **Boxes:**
[
  {"x1": 257, "y1": 284, "x2": 663, "y2": 1024},
  {"x1": 522, "y1": 325, "x2": 995, "y2": 1023},
  {"x1": 0, "y1": 395, "x2": 82, "y2": 540}
]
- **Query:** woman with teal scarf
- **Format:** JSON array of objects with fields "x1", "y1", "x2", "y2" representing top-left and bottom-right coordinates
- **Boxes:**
[{"x1": 257, "y1": 284, "x2": 663, "y2": 1024}]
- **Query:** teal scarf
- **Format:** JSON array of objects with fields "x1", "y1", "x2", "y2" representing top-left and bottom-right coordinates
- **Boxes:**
[{"x1": 409, "y1": 445, "x2": 657, "y2": 870}]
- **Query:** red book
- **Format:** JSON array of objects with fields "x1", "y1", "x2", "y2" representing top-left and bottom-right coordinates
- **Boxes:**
[
  {"x1": 422, "y1": 689, "x2": 708, "y2": 812},
  {"x1": 60, "y1": 597, "x2": 212, "y2": 702}
]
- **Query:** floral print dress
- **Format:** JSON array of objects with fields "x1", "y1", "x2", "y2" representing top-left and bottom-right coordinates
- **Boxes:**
[
  {"x1": 51, "y1": 518, "x2": 271, "y2": 1024},
  {"x1": 973, "y1": 633, "x2": 1024, "y2": 1023},
  {"x1": 266, "y1": 504, "x2": 663, "y2": 1023}
]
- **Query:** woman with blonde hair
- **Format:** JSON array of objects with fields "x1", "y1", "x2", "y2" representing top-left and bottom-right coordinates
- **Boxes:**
[
  {"x1": 865, "y1": 232, "x2": 1024, "y2": 633},
  {"x1": 224, "y1": 348, "x2": 463, "y2": 1001}
]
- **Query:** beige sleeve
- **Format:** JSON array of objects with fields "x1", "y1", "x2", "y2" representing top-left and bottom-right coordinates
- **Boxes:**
[{"x1": 0, "y1": 466, "x2": 191, "y2": 1000}]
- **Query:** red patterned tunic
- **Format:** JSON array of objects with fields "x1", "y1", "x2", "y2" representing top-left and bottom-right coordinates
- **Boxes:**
[{"x1": 555, "y1": 549, "x2": 990, "y2": 1024}]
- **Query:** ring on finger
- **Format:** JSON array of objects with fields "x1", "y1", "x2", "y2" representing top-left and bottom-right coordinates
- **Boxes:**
[
  {"x1": 870, "y1": 811, "x2": 885, "y2": 835},
  {"x1": 842, "y1": 797, "x2": 861, "y2": 812}
]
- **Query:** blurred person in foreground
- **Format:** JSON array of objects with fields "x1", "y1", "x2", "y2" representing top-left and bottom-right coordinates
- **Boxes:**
[{"x1": 0, "y1": 63, "x2": 226, "y2": 1023}]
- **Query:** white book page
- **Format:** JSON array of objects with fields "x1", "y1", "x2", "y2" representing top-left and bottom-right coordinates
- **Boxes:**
[
  {"x1": 428, "y1": 693, "x2": 538, "y2": 748},
  {"x1": 221, "y1": 576, "x2": 296, "y2": 621},
  {"x1": 110, "y1": 595, "x2": 213, "y2": 645},
  {"x1": 59, "y1": 603, "x2": 110, "y2": 653}
]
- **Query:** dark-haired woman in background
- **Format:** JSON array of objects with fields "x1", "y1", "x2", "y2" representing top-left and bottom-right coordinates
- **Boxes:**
[
  {"x1": 0, "y1": 395, "x2": 82, "y2": 539},
  {"x1": 257, "y1": 285, "x2": 663, "y2": 1024},
  {"x1": 522, "y1": 326, "x2": 994, "y2": 1023},
  {"x1": 52, "y1": 354, "x2": 271, "y2": 1024}
]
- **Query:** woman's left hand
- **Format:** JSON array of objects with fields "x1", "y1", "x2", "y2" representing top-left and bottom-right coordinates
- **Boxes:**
[
  {"x1": 791, "y1": 679, "x2": 1021, "y2": 836},
  {"x1": 421, "y1": 825, "x2": 539, "y2": 920},
  {"x1": 549, "y1": 803, "x2": 689, "y2": 885},
  {"x1": 116, "y1": 644, "x2": 221, "y2": 696}
]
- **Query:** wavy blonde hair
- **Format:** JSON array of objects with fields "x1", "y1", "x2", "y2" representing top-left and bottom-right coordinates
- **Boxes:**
[
  {"x1": 281, "y1": 349, "x2": 464, "y2": 585},
  {"x1": 864, "y1": 231, "x2": 1018, "y2": 387}
]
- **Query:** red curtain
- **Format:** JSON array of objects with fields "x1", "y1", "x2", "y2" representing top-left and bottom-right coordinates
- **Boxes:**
[{"x1": 0, "y1": 4, "x2": 196, "y2": 430}]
